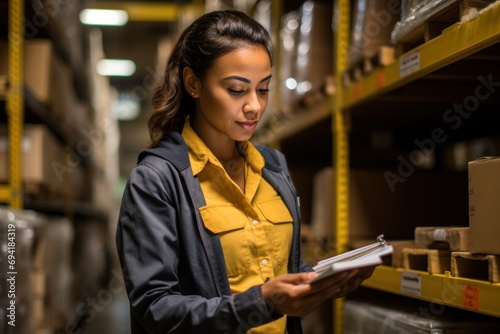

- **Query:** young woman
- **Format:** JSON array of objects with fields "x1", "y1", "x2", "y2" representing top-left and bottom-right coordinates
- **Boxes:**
[{"x1": 116, "y1": 10, "x2": 373, "y2": 334}]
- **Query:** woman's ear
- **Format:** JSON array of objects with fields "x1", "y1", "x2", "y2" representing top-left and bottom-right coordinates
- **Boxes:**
[{"x1": 183, "y1": 66, "x2": 200, "y2": 98}]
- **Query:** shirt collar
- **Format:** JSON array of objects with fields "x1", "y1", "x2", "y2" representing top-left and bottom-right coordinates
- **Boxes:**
[
  {"x1": 182, "y1": 122, "x2": 210, "y2": 176},
  {"x1": 182, "y1": 122, "x2": 265, "y2": 176},
  {"x1": 237, "y1": 141, "x2": 265, "y2": 172}
]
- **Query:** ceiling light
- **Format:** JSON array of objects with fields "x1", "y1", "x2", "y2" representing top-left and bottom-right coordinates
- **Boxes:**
[
  {"x1": 80, "y1": 9, "x2": 129, "y2": 26},
  {"x1": 96, "y1": 59, "x2": 136, "y2": 77},
  {"x1": 112, "y1": 93, "x2": 141, "y2": 121}
]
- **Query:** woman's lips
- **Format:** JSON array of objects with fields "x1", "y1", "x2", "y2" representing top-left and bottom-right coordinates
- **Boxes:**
[{"x1": 237, "y1": 121, "x2": 257, "y2": 130}]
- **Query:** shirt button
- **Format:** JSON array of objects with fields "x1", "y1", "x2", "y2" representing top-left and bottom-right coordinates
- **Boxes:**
[
  {"x1": 265, "y1": 277, "x2": 270, "y2": 282},
  {"x1": 261, "y1": 259, "x2": 268, "y2": 266},
  {"x1": 252, "y1": 220, "x2": 259, "y2": 226}
]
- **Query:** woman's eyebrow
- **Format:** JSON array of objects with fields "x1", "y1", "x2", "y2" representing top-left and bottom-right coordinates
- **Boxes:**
[{"x1": 223, "y1": 74, "x2": 272, "y2": 83}]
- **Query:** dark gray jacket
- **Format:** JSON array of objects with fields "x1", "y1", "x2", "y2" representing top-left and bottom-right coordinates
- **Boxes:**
[{"x1": 116, "y1": 132, "x2": 312, "y2": 334}]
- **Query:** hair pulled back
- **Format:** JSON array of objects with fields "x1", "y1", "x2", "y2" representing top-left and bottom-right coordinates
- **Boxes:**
[{"x1": 148, "y1": 10, "x2": 273, "y2": 148}]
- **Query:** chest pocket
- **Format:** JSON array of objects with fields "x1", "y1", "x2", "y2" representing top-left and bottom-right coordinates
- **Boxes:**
[
  {"x1": 199, "y1": 204, "x2": 251, "y2": 276},
  {"x1": 256, "y1": 197, "x2": 294, "y2": 268}
]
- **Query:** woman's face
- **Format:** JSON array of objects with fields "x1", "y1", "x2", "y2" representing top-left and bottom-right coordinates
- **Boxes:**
[{"x1": 192, "y1": 45, "x2": 272, "y2": 142}]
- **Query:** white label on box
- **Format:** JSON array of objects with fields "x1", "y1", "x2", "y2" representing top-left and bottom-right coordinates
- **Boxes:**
[
  {"x1": 400, "y1": 50, "x2": 420, "y2": 77},
  {"x1": 401, "y1": 271, "x2": 422, "y2": 295}
]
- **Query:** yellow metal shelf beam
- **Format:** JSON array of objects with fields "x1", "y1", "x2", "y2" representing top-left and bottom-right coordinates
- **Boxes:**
[
  {"x1": 0, "y1": 186, "x2": 9, "y2": 202},
  {"x1": 364, "y1": 266, "x2": 500, "y2": 318},
  {"x1": 342, "y1": 4, "x2": 500, "y2": 109},
  {"x1": 87, "y1": 2, "x2": 205, "y2": 22},
  {"x1": 268, "y1": 97, "x2": 333, "y2": 147}
]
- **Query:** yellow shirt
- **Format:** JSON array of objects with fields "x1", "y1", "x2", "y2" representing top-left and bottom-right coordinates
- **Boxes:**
[{"x1": 182, "y1": 122, "x2": 293, "y2": 333}]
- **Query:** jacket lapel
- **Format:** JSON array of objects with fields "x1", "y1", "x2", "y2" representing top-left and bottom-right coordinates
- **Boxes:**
[{"x1": 180, "y1": 168, "x2": 231, "y2": 296}]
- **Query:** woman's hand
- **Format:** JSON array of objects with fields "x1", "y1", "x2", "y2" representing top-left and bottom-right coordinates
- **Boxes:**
[
  {"x1": 261, "y1": 266, "x2": 375, "y2": 317},
  {"x1": 329, "y1": 265, "x2": 376, "y2": 299}
]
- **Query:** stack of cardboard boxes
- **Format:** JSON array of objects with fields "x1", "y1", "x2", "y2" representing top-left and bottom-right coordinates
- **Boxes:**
[{"x1": 0, "y1": 39, "x2": 92, "y2": 202}]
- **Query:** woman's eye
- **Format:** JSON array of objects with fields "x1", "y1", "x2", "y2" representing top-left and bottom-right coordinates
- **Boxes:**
[
  {"x1": 228, "y1": 88, "x2": 245, "y2": 95},
  {"x1": 258, "y1": 88, "x2": 270, "y2": 94}
]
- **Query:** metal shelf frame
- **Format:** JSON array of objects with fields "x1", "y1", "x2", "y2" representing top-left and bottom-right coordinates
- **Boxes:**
[
  {"x1": 239, "y1": 0, "x2": 500, "y2": 331},
  {"x1": 342, "y1": 3, "x2": 500, "y2": 109},
  {"x1": 364, "y1": 266, "x2": 500, "y2": 318},
  {"x1": 334, "y1": 0, "x2": 500, "y2": 328},
  {"x1": 1, "y1": 0, "x2": 24, "y2": 208},
  {"x1": 252, "y1": 97, "x2": 334, "y2": 147},
  {"x1": 87, "y1": 1, "x2": 205, "y2": 22},
  {"x1": 333, "y1": 0, "x2": 350, "y2": 332}
]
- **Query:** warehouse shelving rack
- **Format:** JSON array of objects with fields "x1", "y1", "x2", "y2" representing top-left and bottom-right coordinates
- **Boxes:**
[
  {"x1": 342, "y1": 3, "x2": 500, "y2": 108},
  {"x1": 1, "y1": 0, "x2": 109, "y2": 219},
  {"x1": 335, "y1": 0, "x2": 500, "y2": 330},
  {"x1": 336, "y1": 0, "x2": 500, "y2": 320},
  {"x1": 254, "y1": 0, "x2": 500, "y2": 332}
]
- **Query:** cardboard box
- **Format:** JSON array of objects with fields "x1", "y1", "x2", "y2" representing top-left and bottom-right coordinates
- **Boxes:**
[
  {"x1": 415, "y1": 226, "x2": 470, "y2": 251},
  {"x1": 0, "y1": 39, "x2": 76, "y2": 122},
  {"x1": 349, "y1": 238, "x2": 415, "y2": 268},
  {"x1": 0, "y1": 125, "x2": 71, "y2": 197},
  {"x1": 468, "y1": 157, "x2": 500, "y2": 255}
]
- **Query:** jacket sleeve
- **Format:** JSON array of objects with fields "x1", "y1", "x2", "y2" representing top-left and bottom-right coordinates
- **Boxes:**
[{"x1": 116, "y1": 162, "x2": 279, "y2": 333}]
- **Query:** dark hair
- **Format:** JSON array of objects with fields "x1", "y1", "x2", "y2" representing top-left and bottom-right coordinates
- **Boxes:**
[{"x1": 148, "y1": 10, "x2": 274, "y2": 148}]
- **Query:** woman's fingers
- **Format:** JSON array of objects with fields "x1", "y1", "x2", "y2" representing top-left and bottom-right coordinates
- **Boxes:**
[
  {"x1": 309, "y1": 269, "x2": 358, "y2": 290},
  {"x1": 261, "y1": 268, "x2": 373, "y2": 317}
]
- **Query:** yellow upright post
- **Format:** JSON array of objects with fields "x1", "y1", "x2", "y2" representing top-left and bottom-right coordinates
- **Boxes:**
[
  {"x1": 7, "y1": 0, "x2": 24, "y2": 209},
  {"x1": 270, "y1": 0, "x2": 283, "y2": 116},
  {"x1": 333, "y1": 0, "x2": 350, "y2": 333}
]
